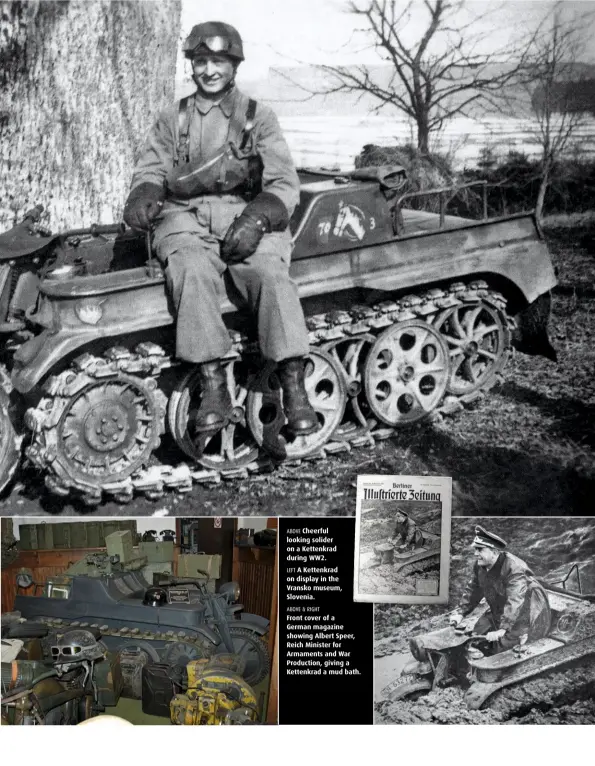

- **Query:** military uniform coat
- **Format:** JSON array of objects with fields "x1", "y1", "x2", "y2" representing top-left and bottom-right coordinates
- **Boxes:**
[
  {"x1": 394, "y1": 517, "x2": 423, "y2": 547},
  {"x1": 129, "y1": 87, "x2": 309, "y2": 364},
  {"x1": 458, "y1": 551, "x2": 551, "y2": 644}
]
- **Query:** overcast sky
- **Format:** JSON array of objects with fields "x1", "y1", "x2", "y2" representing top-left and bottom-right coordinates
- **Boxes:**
[{"x1": 181, "y1": 0, "x2": 595, "y2": 82}]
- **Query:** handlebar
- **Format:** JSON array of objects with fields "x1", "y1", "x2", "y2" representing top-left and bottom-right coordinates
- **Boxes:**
[
  {"x1": 62, "y1": 222, "x2": 126, "y2": 238},
  {"x1": 158, "y1": 572, "x2": 211, "y2": 588}
]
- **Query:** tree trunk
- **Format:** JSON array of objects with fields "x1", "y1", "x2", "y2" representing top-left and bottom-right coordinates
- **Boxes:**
[
  {"x1": 417, "y1": 120, "x2": 430, "y2": 155},
  {"x1": 535, "y1": 157, "x2": 551, "y2": 221},
  {"x1": 0, "y1": 0, "x2": 181, "y2": 230}
]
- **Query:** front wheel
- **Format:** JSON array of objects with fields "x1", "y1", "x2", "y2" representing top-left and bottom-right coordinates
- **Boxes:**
[
  {"x1": 0, "y1": 386, "x2": 21, "y2": 495},
  {"x1": 386, "y1": 674, "x2": 432, "y2": 702},
  {"x1": 223, "y1": 626, "x2": 271, "y2": 687}
]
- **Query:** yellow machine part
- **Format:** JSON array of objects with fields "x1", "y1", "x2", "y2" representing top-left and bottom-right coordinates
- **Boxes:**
[{"x1": 170, "y1": 658, "x2": 259, "y2": 726}]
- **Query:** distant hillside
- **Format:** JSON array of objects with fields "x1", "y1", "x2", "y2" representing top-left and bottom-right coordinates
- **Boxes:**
[{"x1": 174, "y1": 61, "x2": 595, "y2": 120}]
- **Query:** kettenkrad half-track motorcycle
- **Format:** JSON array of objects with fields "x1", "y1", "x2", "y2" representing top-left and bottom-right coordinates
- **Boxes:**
[
  {"x1": 365, "y1": 529, "x2": 441, "y2": 576},
  {"x1": 382, "y1": 570, "x2": 595, "y2": 715},
  {"x1": 13, "y1": 562, "x2": 270, "y2": 693},
  {"x1": 0, "y1": 168, "x2": 557, "y2": 505}
]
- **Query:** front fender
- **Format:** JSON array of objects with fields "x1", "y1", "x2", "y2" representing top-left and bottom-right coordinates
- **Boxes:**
[
  {"x1": 237, "y1": 613, "x2": 269, "y2": 635},
  {"x1": 189, "y1": 624, "x2": 221, "y2": 646},
  {"x1": 11, "y1": 269, "x2": 175, "y2": 393}
]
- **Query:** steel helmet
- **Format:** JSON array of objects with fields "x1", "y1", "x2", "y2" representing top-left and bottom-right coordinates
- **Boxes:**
[
  {"x1": 143, "y1": 586, "x2": 168, "y2": 607},
  {"x1": 183, "y1": 21, "x2": 244, "y2": 61},
  {"x1": 51, "y1": 629, "x2": 105, "y2": 666}
]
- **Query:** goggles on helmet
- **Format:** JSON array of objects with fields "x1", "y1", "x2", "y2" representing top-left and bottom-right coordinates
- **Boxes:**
[
  {"x1": 52, "y1": 645, "x2": 83, "y2": 657},
  {"x1": 190, "y1": 36, "x2": 234, "y2": 57}
]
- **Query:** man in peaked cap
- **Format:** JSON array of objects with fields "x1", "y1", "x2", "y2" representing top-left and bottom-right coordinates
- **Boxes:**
[
  {"x1": 123, "y1": 21, "x2": 317, "y2": 449},
  {"x1": 449, "y1": 526, "x2": 551, "y2": 652}
]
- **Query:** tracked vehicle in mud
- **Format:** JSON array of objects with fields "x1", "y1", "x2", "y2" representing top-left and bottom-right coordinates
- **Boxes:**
[
  {"x1": 12, "y1": 562, "x2": 270, "y2": 694},
  {"x1": 0, "y1": 169, "x2": 557, "y2": 504},
  {"x1": 369, "y1": 529, "x2": 441, "y2": 576},
  {"x1": 385, "y1": 572, "x2": 595, "y2": 715}
]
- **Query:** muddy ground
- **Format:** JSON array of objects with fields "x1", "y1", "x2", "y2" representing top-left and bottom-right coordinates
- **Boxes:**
[
  {"x1": 357, "y1": 503, "x2": 442, "y2": 597},
  {"x1": 374, "y1": 517, "x2": 595, "y2": 724},
  {"x1": 1, "y1": 217, "x2": 594, "y2": 518}
]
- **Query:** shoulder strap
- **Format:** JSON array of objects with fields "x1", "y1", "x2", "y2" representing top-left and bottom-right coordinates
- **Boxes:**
[
  {"x1": 175, "y1": 95, "x2": 192, "y2": 166},
  {"x1": 239, "y1": 99, "x2": 257, "y2": 151},
  {"x1": 228, "y1": 97, "x2": 258, "y2": 153}
]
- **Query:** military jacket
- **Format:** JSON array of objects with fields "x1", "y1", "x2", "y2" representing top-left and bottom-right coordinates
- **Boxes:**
[
  {"x1": 458, "y1": 551, "x2": 548, "y2": 633},
  {"x1": 394, "y1": 517, "x2": 418, "y2": 546},
  {"x1": 130, "y1": 86, "x2": 300, "y2": 215}
]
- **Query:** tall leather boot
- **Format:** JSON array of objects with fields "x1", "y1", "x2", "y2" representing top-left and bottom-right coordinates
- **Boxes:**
[
  {"x1": 277, "y1": 357, "x2": 319, "y2": 436},
  {"x1": 193, "y1": 360, "x2": 232, "y2": 434}
]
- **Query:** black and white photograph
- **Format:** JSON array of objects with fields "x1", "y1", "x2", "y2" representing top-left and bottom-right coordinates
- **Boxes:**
[
  {"x1": 354, "y1": 474, "x2": 452, "y2": 602},
  {"x1": 374, "y1": 516, "x2": 595, "y2": 724},
  {"x1": 0, "y1": 0, "x2": 593, "y2": 518}
]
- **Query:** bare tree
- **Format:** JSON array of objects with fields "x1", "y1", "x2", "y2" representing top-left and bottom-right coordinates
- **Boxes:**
[
  {"x1": 281, "y1": 0, "x2": 535, "y2": 155},
  {"x1": 0, "y1": 0, "x2": 181, "y2": 231},
  {"x1": 521, "y1": 2, "x2": 593, "y2": 220}
]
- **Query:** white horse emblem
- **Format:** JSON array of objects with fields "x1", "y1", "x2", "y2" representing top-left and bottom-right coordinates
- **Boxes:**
[{"x1": 333, "y1": 204, "x2": 366, "y2": 242}]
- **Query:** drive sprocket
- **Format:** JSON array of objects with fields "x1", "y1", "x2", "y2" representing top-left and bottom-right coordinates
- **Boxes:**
[{"x1": 26, "y1": 357, "x2": 166, "y2": 499}]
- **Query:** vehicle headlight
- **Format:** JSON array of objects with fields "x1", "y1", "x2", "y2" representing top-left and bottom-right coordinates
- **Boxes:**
[
  {"x1": 409, "y1": 636, "x2": 428, "y2": 662},
  {"x1": 220, "y1": 581, "x2": 241, "y2": 603}
]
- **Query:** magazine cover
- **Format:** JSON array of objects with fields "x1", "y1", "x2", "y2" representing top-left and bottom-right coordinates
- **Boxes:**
[{"x1": 353, "y1": 475, "x2": 452, "y2": 603}]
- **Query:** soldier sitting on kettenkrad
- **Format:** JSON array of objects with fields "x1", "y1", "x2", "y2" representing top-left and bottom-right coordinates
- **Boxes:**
[
  {"x1": 449, "y1": 526, "x2": 551, "y2": 654},
  {"x1": 122, "y1": 21, "x2": 318, "y2": 455}
]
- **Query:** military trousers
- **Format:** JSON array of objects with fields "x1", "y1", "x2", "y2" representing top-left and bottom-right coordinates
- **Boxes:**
[
  {"x1": 473, "y1": 600, "x2": 550, "y2": 654},
  {"x1": 152, "y1": 199, "x2": 310, "y2": 364}
]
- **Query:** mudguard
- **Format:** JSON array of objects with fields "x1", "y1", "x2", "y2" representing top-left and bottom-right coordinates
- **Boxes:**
[
  {"x1": 188, "y1": 624, "x2": 221, "y2": 646},
  {"x1": 411, "y1": 625, "x2": 476, "y2": 654},
  {"x1": 237, "y1": 613, "x2": 269, "y2": 634}
]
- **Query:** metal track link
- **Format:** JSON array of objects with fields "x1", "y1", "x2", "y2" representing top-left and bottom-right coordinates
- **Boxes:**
[
  {"x1": 26, "y1": 282, "x2": 513, "y2": 505},
  {"x1": 37, "y1": 615, "x2": 215, "y2": 658}
]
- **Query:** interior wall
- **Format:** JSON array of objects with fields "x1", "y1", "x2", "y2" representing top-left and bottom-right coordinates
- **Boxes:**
[
  {"x1": 237, "y1": 517, "x2": 269, "y2": 532},
  {"x1": 10, "y1": 518, "x2": 176, "y2": 540}
]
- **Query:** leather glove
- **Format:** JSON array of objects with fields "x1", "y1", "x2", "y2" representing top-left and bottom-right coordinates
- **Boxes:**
[
  {"x1": 123, "y1": 182, "x2": 166, "y2": 231},
  {"x1": 221, "y1": 191, "x2": 289, "y2": 264}
]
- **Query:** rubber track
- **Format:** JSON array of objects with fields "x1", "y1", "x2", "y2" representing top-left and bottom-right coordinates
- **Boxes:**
[{"x1": 24, "y1": 280, "x2": 514, "y2": 505}]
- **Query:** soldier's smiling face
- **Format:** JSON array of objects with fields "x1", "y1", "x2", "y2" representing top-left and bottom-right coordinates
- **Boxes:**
[
  {"x1": 474, "y1": 545, "x2": 499, "y2": 568},
  {"x1": 192, "y1": 54, "x2": 236, "y2": 95}
]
